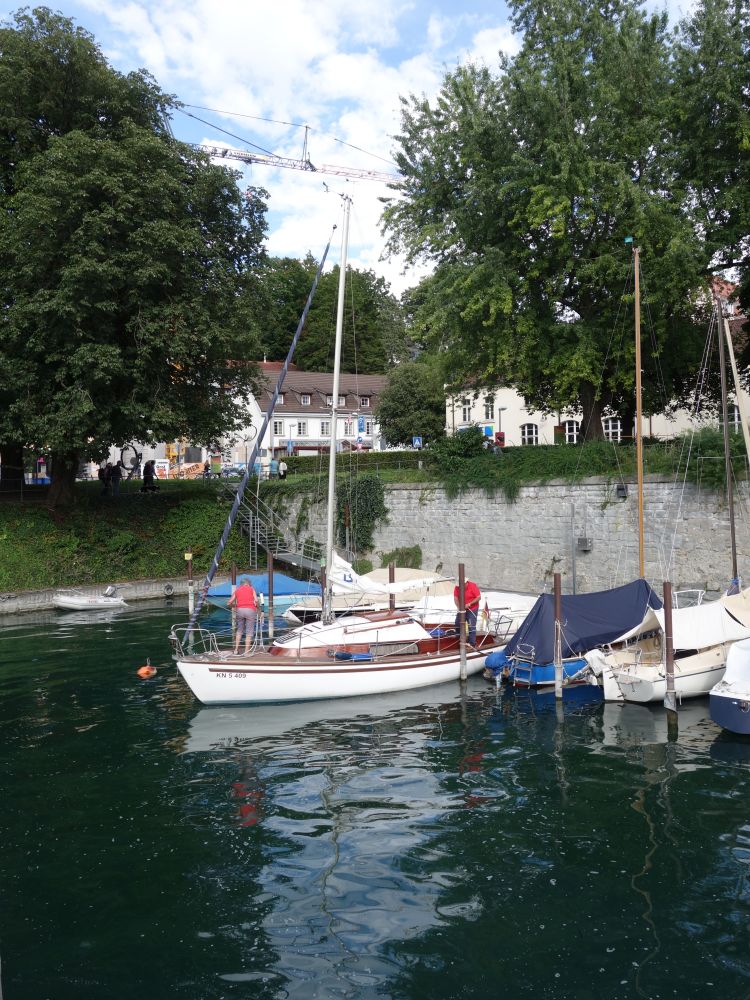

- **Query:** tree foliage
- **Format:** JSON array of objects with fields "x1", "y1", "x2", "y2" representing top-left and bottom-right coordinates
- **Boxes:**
[
  {"x1": 0, "y1": 8, "x2": 268, "y2": 504},
  {"x1": 260, "y1": 257, "x2": 409, "y2": 372},
  {"x1": 375, "y1": 358, "x2": 447, "y2": 446},
  {"x1": 383, "y1": 0, "x2": 747, "y2": 435}
]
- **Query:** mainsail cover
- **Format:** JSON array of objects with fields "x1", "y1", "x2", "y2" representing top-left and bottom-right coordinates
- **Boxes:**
[
  {"x1": 655, "y1": 598, "x2": 750, "y2": 650},
  {"x1": 328, "y1": 552, "x2": 447, "y2": 597},
  {"x1": 504, "y1": 580, "x2": 663, "y2": 665}
]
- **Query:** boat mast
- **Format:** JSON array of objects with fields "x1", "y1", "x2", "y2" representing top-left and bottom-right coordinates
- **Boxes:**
[
  {"x1": 323, "y1": 195, "x2": 351, "y2": 621},
  {"x1": 633, "y1": 245, "x2": 645, "y2": 579},
  {"x1": 715, "y1": 293, "x2": 738, "y2": 584}
]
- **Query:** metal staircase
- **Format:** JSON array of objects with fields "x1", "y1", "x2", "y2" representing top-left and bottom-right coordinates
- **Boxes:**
[{"x1": 220, "y1": 485, "x2": 323, "y2": 572}]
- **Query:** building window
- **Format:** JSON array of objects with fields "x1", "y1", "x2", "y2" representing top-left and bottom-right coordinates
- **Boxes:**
[
  {"x1": 360, "y1": 396, "x2": 370, "y2": 408},
  {"x1": 462, "y1": 398, "x2": 472, "y2": 423},
  {"x1": 273, "y1": 420, "x2": 284, "y2": 436},
  {"x1": 484, "y1": 397, "x2": 494, "y2": 421},
  {"x1": 321, "y1": 420, "x2": 331, "y2": 437},
  {"x1": 563, "y1": 419, "x2": 580, "y2": 444},
  {"x1": 365, "y1": 420, "x2": 373, "y2": 435},
  {"x1": 297, "y1": 421, "x2": 307, "y2": 437},
  {"x1": 277, "y1": 393, "x2": 284, "y2": 405},
  {"x1": 301, "y1": 394, "x2": 311, "y2": 406},
  {"x1": 326, "y1": 394, "x2": 346, "y2": 407},
  {"x1": 521, "y1": 423, "x2": 539, "y2": 446},
  {"x1": 603, "y1": 417, "x2": 621, "y2": 442},
  {"x1": 729, "y1": 403, "x2": 741, "y2": 430},
  {"x1": 343, "y1": 419, "x2": 354, "y2": 436}
]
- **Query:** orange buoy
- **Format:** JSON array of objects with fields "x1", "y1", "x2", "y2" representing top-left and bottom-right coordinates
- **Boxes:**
[{"x1": 137, "y1": 658, "x2": 156, "y2": 679}]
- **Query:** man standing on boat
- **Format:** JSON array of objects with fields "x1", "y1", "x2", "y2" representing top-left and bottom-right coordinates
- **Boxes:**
[
  {"x1": 454, "y1": 579, "x2": 481, "y2": 647},
  {"x1": 227, "y1": 576, "x2": 259, "y2": 656}
]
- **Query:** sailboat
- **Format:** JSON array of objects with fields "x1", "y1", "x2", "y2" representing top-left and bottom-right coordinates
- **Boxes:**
[
  {"x1": 171, "y1": 198, "x2": 507, "y2": 705},
  {"x1": 592, "y1": 278, "x2": 750, "y2": 703}
]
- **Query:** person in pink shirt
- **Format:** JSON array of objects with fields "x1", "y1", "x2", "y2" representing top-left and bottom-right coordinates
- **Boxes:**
[{"x1": 227, "y1": 577, "x2": 258, "y2": 655}]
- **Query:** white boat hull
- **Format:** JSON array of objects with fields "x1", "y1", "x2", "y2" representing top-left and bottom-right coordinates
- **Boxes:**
[
  {"x1": 710, "y1": 637, "x2": 750, "y2": 733},
  {"x1": 176, "y1": 647, "x2": 489, "y2": 705},
  {"x1": 600, "y1": 644, "x2": 728, "y2": 703},
  {"x1": 53, "y1": 592, "x2": 128, "y2": 611}
]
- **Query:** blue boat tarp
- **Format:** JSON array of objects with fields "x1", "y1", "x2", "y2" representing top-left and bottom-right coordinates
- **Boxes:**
[
  {"x1": 207, "y1": 572, "x2": 321, "y2": 600},
  {"x1": 503, "y1": 580, "x2": 663, "y2": 666}
]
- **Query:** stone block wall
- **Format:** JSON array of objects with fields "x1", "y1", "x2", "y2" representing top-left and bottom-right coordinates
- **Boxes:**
[{"x1": 288, "y1": 476, "x2": 749, "y2": 595}]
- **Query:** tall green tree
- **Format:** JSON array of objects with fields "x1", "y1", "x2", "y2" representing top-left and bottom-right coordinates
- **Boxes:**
[
  {"x1": 260, "y1": 261, "x2": 408, "y2": 373},
  {"x1": 0, "y1": 9, "x2": 268, "y2": 504},
  {"x1": 375, "y1": 358, "x2": 446, "y2": 446},
  {"x1": 673, "y1": 0, "x2": 750, "y2": 314},
  {"x1": 383, "y1": 0, "x2": 710, "y2": 437}
]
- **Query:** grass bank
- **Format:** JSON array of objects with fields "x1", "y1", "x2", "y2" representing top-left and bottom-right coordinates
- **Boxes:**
[{"x1": 0, "y1": 480, "x2": 251, "y2": 592}]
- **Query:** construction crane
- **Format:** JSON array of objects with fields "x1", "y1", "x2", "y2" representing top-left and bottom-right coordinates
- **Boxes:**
[{"x1": 198, "y1": 144, "x2": 400, "y2": 185}]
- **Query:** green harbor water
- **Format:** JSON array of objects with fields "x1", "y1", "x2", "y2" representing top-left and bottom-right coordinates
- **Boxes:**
[{"x1": 1, "y1": 600, "x2": 750, "y2": 999}]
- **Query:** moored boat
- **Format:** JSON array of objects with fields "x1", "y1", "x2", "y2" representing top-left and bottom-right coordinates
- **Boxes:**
[
  {"x1": 709, "y1": 637, "x2": 750, "y2": 734},
  {"x1": 52, "y1": 586, "x2": 128, "y2": 611},
  {"x1": 588, "y1": 589, "x2": 750, "y2": 703},
  {"x1": 170, "y1": 609, "x2": 502, "y2": 704}
]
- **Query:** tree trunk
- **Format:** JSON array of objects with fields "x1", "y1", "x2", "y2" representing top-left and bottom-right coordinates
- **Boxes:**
[
  {"x1": 47, "y1": 450, "x2": 79, "y2": 508},
  {"x1": 0, "y1": 442, "x2": 25, "y2": 492},
  {"x1": 579, "y1": 383, "x2": 604, "y2": 441}
]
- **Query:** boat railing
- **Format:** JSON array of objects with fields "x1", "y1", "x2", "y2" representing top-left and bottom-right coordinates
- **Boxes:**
[
  {"x1": 489, "y1": 611, "x2": 525, "y2": 642},
  {"x1": 674, "y1": 589, "x2": 705, "y2": 609}
]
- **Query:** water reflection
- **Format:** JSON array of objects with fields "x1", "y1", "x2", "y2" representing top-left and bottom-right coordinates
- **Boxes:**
[{"x1": 4, "y1": 606, "x2": 750, "y2": 997}]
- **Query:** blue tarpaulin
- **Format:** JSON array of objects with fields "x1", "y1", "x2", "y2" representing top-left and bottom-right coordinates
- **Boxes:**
[
  {"x1": 503, "y1": 580, "x2": 663, "y2": 665},
  {"x1": 207, "y1": 572, "x2": 321, "y2": 602}
]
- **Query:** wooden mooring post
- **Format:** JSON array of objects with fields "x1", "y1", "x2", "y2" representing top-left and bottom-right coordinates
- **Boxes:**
[
  {"x1": 663, "y1": 581, "x2": 678, "y2": 738},
  {"x1": 554, "y1": 572, "x2": 563, "y2": 700},
  {"x1": 267, "y1": 553, "x2": 275, "y2": 640},
  {"x1": 458, "y1": 563, "x2": 467, "y2": 681},
  {"x1": 186, "y1": 547, "x2": 194, "y2": 614},
  {"x1": 231, "y1": 563, "x2": 237, "y2": 638}
]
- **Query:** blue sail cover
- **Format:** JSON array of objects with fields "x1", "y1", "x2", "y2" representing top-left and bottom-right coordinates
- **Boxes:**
[
  {"x1": 207, "y1": 573, "x2": 321, "y2": 601},
  {"x1": 503, "y1": 580, "x2": 663, "y2": 666}
]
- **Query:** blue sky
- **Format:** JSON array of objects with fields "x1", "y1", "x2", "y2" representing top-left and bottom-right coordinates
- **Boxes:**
[{"x1": 1, "y1": 0, "x2": 692, "y2": 294}]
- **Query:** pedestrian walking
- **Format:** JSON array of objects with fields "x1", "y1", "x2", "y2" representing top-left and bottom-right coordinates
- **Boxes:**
[{"x1": 110, "y1": 460, "x2": 123, "y2": 497}]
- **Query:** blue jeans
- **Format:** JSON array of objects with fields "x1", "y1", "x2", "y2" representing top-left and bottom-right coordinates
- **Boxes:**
[{"x1": 455, "y1": 608, "x2": 478, "y2": 645}]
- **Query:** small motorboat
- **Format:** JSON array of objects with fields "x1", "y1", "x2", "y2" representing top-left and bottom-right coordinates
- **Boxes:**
[
  {"x1": 52, "y1": 585, "x2": 128, "y2": 611},
  {"x1": 709, "y1": 637, "x2": 750, "y2": 734}
]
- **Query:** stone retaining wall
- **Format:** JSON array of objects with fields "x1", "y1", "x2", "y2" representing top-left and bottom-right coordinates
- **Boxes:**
[{"x1": 291, "y1": 476, "x2": 748, "y2": 595}]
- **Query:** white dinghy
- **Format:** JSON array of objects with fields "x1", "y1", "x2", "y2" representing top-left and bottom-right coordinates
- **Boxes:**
[{"x1": 52, "y1": 585, "x2": 128, "y2": 611}]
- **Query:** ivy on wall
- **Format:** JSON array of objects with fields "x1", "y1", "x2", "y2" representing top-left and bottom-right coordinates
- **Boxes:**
[{"x1": 336, "y1": 474, "x2": 388, "y2": 553}]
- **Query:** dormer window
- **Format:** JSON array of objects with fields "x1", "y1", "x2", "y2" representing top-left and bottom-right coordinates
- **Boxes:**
[
  {"x1": 360, "y1": 396, "x2": 370, "y2": 408},
  {"x1": 301, "y1": 394, "x2": 310, "y2": 406},
  {"x1": 277, "y1": 393, "x2": 284, "y2": 405},
  {"x1": 326, "y1": 394, "x2": 346, "y2": 406}
]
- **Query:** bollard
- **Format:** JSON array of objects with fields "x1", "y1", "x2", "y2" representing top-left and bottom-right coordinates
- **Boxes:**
[{"x1": 185, "y1": 547, "x2": 194, "y2": 614}]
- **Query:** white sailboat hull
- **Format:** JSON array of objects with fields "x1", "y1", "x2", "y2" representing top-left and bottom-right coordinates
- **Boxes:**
[
  {"x1": 176, "y1": 647, "x2": 489, "y2": 705},
  {"x1": 599, "y1": 644, "x2": 728, "y2": 703}
]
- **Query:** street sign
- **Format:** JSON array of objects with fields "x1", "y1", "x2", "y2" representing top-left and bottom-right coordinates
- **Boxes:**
[
  {"x1": 358, "y1": 416, "x2": 365, "y2": 432},
  {"x1": 412, "y1": 436, "x2": 422, "y2": 449}
]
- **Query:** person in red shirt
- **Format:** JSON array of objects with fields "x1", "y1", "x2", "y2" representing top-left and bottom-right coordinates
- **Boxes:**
[
  {"x1": 227, "y1": 577, "x2": 258, "y2": 655},
  {"x1": 454, "y1": 579, "x2": 481, "y2": 646}
]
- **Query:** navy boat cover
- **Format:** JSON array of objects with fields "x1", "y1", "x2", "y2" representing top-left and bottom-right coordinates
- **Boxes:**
[{"x1": 503, "y1": 580, "x2": 663, "y2": 665}]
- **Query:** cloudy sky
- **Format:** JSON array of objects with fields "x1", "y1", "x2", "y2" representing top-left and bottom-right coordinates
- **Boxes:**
[{"x1": 2, "y1": 0, "x2": 694, "y2": 295}]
